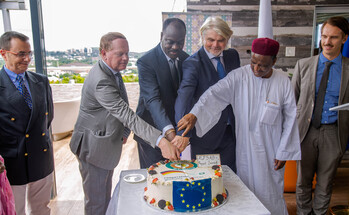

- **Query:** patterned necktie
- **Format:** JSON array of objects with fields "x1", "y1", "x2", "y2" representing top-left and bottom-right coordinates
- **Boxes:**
[
  {"x1": 115, "y1": 72, "x2": 130, "y2": 138},
  {"x1": 312, "y1": 61, "x2": 333, "y2": 128},
  {"x1": 16, "y1": 75, "x2": 32, "y2": 109},
  {"x1": 169, "y1": 59, "x2": 180, "y2": 90},
  {"x1": 115, "y1": 72, "x2": 128, "y2": 104},
  {"x1": 214, "y1": 57, "x2": 226, "y2": 79}
]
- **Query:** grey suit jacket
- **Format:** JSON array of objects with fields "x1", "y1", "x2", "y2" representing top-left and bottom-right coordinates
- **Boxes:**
[
  {"x1": 292, "y1": 55, "x2": 349, "y2": 154},
  {"x1": 70, "y1": 60, "x2": 161, "y2": 170}
]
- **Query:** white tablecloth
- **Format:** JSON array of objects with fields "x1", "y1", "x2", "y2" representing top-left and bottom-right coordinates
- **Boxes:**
[{"x1": 106, "y1": 165, "x2": 270, "y2": 215}]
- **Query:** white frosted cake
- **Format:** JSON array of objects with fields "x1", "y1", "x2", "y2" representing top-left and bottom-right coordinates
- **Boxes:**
[{"x1": 144, "y1": 160, "x2": 227, "y2": 212}]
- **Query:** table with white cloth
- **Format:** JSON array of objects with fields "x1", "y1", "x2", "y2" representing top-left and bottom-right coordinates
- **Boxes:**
[{"x1": 106, "y1": 165, "x2": 270, "y2": 215}]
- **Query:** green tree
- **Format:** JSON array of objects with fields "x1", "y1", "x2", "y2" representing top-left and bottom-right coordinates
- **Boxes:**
[
  {"x1": 59, "y1": 73, "x2": 71, "y2": 79},
  {"x1": 62, "y1": 77, "x2": 70, "y2": 84},
  {"x1": 73, "y1": 74, "x2": 85, "y2": 83}
]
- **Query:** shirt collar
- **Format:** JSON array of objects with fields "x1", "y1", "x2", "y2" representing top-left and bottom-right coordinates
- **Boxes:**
[
  {"x1": 203, "y1": 46, "x2": 223, "y2": 60},
  {"x1": 101, "y1": 59, "x2": 118, "y2": 75},
  {"x1": 160, "y1": 44, "x2": 178, "y2": 62},
  {"x1": 319, "y1": 52, "x2": 342, "y2": 65},
  {"x1": 3, "y1": 65, "x2": 26, "y2": 82}
]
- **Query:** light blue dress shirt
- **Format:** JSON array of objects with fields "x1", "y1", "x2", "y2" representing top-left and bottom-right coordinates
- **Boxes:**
[
  {"x1": 315, "y1": 53, "x2": 342, "y2": 124},
  {"x1": 4, "y1": 66, "x2": 32, "y2": 97}
]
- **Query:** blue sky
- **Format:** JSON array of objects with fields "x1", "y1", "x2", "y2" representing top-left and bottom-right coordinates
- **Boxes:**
[{"x1": 0, "y1": 0, "x2": 186, "y2": 52}]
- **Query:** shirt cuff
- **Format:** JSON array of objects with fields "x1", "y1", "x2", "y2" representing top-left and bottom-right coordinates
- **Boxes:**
[
  {"x1": 162, "y1": 124, "x2": 174, "y2": 134},
  {"x1": 156, "y1": 134, "x2": 164, "y2": 147}
]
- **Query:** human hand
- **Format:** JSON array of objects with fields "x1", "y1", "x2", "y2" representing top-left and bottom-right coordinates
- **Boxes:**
[
  {"x1": 122, "y1": 137, "x2": 128, "y2": 144},
  {"x1": 158, "y1": 138, "x2": 180, "y2": 161},
  {"x1": 0, "y1": 160, "x2": 5, "y2": 174},
  {"x1": 165, "y1": 129, "x2": 176, "y2": 142},
  {"x1": 274, "y1": 159, "x2": 286, "y2": 170},
  {"x1": 171, "y1": 136, "x2": 190, "y2": 153},
  {"x1": 177, "y1": 113, "x2": 197, "y2": 136}
]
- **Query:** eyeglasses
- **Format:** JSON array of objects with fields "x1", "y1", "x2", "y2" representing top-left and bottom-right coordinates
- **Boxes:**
[{"x1": 2, "y1": 50, "x2": 33, "y2": 58}]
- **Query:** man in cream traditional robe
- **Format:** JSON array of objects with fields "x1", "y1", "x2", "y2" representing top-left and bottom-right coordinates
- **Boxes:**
[{"x1": 176, "y1": 38, "x2": 301, "y2": 215}]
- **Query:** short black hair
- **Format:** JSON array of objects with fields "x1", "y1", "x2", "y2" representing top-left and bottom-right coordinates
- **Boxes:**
[
  {"x1": 162, "y1": 18, "x2": 186, "y2": 32},
  {"x1": 0, "y1": 31, "x2": 29, "y2": 50}
]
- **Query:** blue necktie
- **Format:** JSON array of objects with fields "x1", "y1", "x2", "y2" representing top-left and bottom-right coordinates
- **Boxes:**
[
  {"x1": 16, "y1": 75, "x2": 32, "y2": 109},
  {"x1": 214, "y1": 57, "x2": 226, "y2": 79},
  {"x1": 214, "y1": 57, "x2": 231, "y2": 125}
]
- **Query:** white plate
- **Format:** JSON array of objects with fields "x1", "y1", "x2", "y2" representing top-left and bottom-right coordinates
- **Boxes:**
[{"x1": 123, "y1": 173, "x2": 146, "y2": 183}]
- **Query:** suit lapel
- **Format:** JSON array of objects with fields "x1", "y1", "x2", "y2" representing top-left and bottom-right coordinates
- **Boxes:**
[
  {"x1": 156, "y1": 44, "x2": 178, "y2": 93},
  {"x1": 310, "y1": 56, "x2": 320, "y2": 101},
  {"x1": 223, "y1": 50, "x2": 233, "y2": 72},
  {"x1": 0, "y1": 68, "x2": 31, "y2": 114},
  {"x1": 26, "y1": 71, "x2": 43, "y2": 131},
  {"x1": 98, "y1": 60, "x2": 115, "y2": 77},
  {"x1": 199, "y1": 47, "x2": 219, "y2": 82},
  {"x1": 177, "y1": 57, "x2": 183, "y2": 82},
  {"x1": 98, "y1": 60, "x2": 118, "y2": 86},
  {"x1": 339, "y1": 56, "x2": 349, "y2": 104}
]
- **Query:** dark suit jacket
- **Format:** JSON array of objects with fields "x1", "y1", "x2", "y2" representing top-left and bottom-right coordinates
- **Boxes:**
[
  {"x1": 0, "y1": 67, "x2": 54, "y2": 185},
  {"x1": 70, "y1": 60, "x2": 161, "y2": 170},
  {"x1": 175, "y1": 47, "x2": 240, "y2": 149},
  {"x1": 134, "y1": 43, "x2": 189, "y2": 142},
  {"x1": 292, "y1": 55, "x2": 349, "y2": 154}
]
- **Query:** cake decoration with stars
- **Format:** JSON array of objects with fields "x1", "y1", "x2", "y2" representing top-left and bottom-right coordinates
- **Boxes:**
[{"x1": 144, "y1": 159, "x2": 227, "y2": 212}]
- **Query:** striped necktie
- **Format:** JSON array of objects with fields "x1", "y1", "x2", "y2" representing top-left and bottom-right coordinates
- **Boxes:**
[
  {"x1": 115, "y1": 72, "x2": 128, "y2": 104},
  {"x1": 16, "y1": 75, "x2": 32, "y2": 109},
  {"x1": 114, "y1": 72, "x2": 130, "y2": 137}
]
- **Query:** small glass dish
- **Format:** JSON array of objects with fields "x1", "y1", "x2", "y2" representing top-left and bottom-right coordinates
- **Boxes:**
[{"x1": 123, "y1": 173, "x2": 146, "y2": 183}]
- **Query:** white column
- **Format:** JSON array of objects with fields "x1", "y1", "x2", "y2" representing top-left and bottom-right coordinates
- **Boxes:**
[
  {"x1": 258, "y1": 0, "x2": 273, "y2": 39},
  {"x1": 2, "y1": 8, "x2": 12, "y2": 32}
]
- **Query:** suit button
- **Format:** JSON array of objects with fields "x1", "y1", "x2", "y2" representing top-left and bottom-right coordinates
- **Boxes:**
[
  {"x1": 11, "y1": 118, "x2": 15, "y2": 121},
  {"x1": 43, "y1": 149, "x2": 47, "y2": 152},
  {"x1": 308, "y1": 118, "x2": 311, "y2": 122},
  {"x1": 24, "y1": 153, "x2": 28, "y2": 156},
  {"x1": 25, "y1": 134, "x2": 29, "y2": 138},
  {"x1": 45, "y1": 112, "x2": 48, "y2": 115},
  {"x1": 42, "y1": 133, "x2": 46, "y2": 136}
]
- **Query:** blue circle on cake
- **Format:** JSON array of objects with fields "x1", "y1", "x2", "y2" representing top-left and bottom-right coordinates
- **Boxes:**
[{"x1": 166, "y1": 161, "x2": 197, "y2": 170}]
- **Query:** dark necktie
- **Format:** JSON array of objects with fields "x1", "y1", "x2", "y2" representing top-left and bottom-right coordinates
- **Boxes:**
[
  {"x1": 169, "y1": 59, "x2": 180, "y2": 90},
  {"x1": 115, "y1": 72, "x2": 129, "y2": 104},
  {"x1": 214, "y1": 57, "x2": 226, "y2": 79},
  {"x1": 312, "y1": 61, "x2": 333, "y2": 128},
  {"x1": 16, "y1": 75, "x2": 32, "y2": 109},
  {"x1": 115, "y1": 72, "x2": 130, "y2": 137}
]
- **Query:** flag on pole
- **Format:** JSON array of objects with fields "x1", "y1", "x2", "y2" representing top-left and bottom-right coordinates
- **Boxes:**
[{"x1": 258, "y1": 0, "x2": 273, "y2": 39}]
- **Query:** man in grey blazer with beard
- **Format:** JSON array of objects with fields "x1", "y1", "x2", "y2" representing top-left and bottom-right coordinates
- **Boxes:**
[{"x1": 70, "y1": 32, "x2": 180, "y2": 215}]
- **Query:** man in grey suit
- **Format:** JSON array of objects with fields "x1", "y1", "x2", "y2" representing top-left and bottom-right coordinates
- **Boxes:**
[
  {"x1": 135, "y1": 18, "x2": 189, "y2": 168},
  {"x1": 292, "y1": 16, "x2": 349, "y2": 215},
  {"x1": 70, "y1": 32, "x2": 180, "y2": 215}
]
